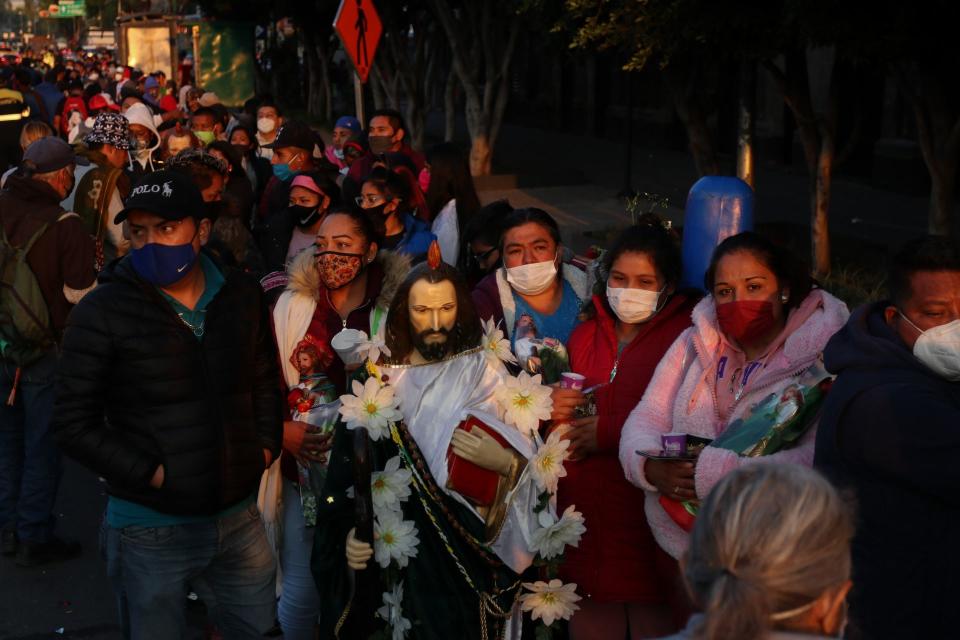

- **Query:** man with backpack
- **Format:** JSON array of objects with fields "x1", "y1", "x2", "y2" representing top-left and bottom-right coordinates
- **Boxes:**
[
  {"x1": 74, "y1": 112, "x2": 133, "y2": 270},
  {"x1": 0, "y1": 137, "x2": 97, "y2": 567}
]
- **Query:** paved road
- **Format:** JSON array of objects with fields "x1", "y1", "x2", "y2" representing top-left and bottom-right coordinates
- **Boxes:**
[{"x1": 1, "y1": 460, "x2": 122, "y2": 640}]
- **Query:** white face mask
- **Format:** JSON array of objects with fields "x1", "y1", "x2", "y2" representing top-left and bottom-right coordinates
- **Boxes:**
[
  {"x1": 505, "y1": 255, "x2": 559, "y2": 296},
  {"x1": 899, "y1": 311, "x2": 960, "y2": 381},
  {"x1": 606, "y1": 285, "x2": 664, "y2": 324},
  {"x1": 257, "y1": 117, "x2": 276, "y2": 134}
]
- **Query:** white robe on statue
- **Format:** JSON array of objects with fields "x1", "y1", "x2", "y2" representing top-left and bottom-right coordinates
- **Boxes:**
[{"x1": 380, "y1": 349, "x2": 542, "y2": 575}]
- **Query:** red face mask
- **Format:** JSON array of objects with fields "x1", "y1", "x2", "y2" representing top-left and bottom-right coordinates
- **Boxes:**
[{"x1": 716, "y1": 300, "x2": 777, "y2": 345}]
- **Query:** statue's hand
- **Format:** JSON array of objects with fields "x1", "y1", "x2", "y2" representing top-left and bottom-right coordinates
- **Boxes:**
[
  {"x1": 345, "y1": 527, "x2": 374, "y2": 570},
  {"x1": 451, "y1": 426, "x2": 513, "y2": 477}
]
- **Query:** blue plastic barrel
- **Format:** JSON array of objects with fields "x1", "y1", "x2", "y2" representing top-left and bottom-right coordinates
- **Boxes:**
[{"x1": 680, "y1": 176, "x2": 754, "y2": 291}]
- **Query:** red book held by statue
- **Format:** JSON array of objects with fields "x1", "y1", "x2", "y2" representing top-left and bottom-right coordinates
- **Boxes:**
[{"x1": 446, "y1": 414, "x2": 511, "y2": 507}]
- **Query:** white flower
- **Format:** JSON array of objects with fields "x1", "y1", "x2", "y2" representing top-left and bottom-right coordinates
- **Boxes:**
[
  {"x1": 495, "y1": 371, "x2": 553, "y2": 436},
  {"x1": 376, "y1": 582, "x2": 412, "y2": 640},
  {"x1": 530, "y1": 430, "x2": 570, "y2": 494},
  {"x1": 339, "y1": 377, "x2": 402, "y2": 441},
  {"x1": 531, "y1": 504, "x2": 586, "y2": 559},
  {"x1": 374, "y1": 511, "x2": 420, "y2": 569},
  {"x1": 372, "y1": 456, "x2": 412, "y2": 515},
  {"x1": 358, "y1": 337, "x2": 391, "y2": 364},
  {"x1": 481, "y1": 317, "x2": 518, "y2": 371},
  {"x1": 519, "y1": 579, "x2": 581, "y2": 626}
]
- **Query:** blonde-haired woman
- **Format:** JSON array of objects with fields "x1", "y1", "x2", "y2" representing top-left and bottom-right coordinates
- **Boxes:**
[{"x1": 659, "y1": 464, "x2": 853, "y2": 640}]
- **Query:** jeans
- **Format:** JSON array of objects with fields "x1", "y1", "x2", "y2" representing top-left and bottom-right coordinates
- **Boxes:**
[
  {"x1": 0, "y1": 352, "x2": 61, "y2": 543},
  {"x1": 101, "y1": 501, "x2": 277, "y2": 640},
  {"x1": 278, "y1": 479, "x2": 321, "y2": 640}
]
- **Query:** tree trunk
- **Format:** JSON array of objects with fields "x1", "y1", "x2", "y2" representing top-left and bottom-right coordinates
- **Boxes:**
[
  {"x1": 898, "y1": 69, "x2": 960, "y2": 236},
  {"x1": 664, "y1": 66, "x2": 720, "y2": 176},
  {"x1": 406, "y1": 99, "x2": 426, "y2": 152},
  {"x1": 370, "y1": 68, "x2": 386, "y2": 110},
  {"x1": 469, "y1": 133, "x2": 493, "y2": 176},
  {"x1": 585, "y1": 54, "x2": 597, "y2": 136},
  {"x1": 429, "y1": 0, "x2": 521, "y2": 175},
  {"x1": 764, "y1": 55, "x2": 840, "y2": 276},
  {"x1": 320, "y1": 48, "x2": 333, "y2": 123},
  {"x1": 737, "y1": 60, "x2": 757, "y2": 188},
  {"x1": 300, "y1": 32, "x2": 321, "y2": 119},
  {"x1": 812, "y1": 126, "x2": 834, "y2": 278},
  {"x1": 929, "y1": 163, "x2": 957, "y2": 235},
  {"x1": 444, "y1": 66, "x2": 456, "y2": 142}
]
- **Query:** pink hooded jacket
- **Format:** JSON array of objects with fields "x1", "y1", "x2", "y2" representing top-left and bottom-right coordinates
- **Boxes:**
[{"x1": 619, "y1": 289, "x2": 849, "y2": 559}]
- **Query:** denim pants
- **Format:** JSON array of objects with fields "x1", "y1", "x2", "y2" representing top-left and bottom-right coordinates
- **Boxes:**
[
  {"x1": 101, "y1": 501, "x2": 277, "y2": 640},
  {"x1": 0, "y1": 352, "x2": 61, "y2": 543},
  {"x1": 278, "y1": 479, "x2": 321, "y2": 639}
]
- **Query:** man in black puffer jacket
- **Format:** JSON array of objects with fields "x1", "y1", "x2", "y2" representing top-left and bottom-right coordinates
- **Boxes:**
[{"x1": 52, "y1": 171, "x2": 283, "y2": 640}]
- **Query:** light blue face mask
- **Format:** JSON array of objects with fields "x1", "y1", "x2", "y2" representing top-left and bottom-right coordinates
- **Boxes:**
[
  {"x1": 272, "y1": 162, "x2": 294, "y2": 182},
  {"x1": 272, "y1": 153, "x2": 301, "y2": 182}
]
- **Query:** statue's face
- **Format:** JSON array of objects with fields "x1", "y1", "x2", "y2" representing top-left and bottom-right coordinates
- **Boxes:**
[{"x1": 408, "y1": 278, "x2": 457, "y2": 361}]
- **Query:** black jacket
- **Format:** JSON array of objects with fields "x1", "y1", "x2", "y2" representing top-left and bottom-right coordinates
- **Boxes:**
[
  {"x1": 814, "y1": 302, "x2": 960, "y2": 639},
  {"x1": 52, "y1": 253, "x2": 283, "y2": 515}
]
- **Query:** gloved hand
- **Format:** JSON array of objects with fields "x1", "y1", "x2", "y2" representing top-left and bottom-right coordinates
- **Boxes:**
[
  {"x1": 451, "y1": 426, "x2": 513, "y2": 477},
  {"x1": 345, "y1": 527, "x2": 374, "y2": 570}
]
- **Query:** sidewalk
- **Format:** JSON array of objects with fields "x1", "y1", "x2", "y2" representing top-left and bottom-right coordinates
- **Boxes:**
[{"x1": 425, "y1": 116, "x2": 929, "y2": 261}]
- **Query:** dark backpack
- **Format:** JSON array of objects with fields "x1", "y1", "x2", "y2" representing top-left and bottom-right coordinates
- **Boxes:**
[{"x1": 0, "y1": 219, "x2": 58, "y2": 368}]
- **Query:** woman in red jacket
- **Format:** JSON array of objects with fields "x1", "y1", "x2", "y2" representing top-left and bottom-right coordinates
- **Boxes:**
[{"x1": 556, "y1": 214, "x2": 699, "y2": 639}]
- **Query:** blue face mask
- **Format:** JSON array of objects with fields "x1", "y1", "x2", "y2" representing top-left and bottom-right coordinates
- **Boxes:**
[
  {"x1": 130, "y1": 241, "x2": 198, "y2": 287},
  {"x1": 272, "y1": 153, "x2": 301, "y2": 182}
]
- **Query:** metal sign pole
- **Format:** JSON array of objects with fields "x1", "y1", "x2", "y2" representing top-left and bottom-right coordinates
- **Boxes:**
[{"x1": 354, "y1": 72, "x2": 365, "y2": 126}]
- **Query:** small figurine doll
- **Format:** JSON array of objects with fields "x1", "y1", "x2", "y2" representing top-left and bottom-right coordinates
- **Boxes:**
[
  {"x1": 287, "y1": 337, "x2": 338, "y2": 421},
  {"x1": 287, "y1": 337, "x2": 342, "y2": 523}
]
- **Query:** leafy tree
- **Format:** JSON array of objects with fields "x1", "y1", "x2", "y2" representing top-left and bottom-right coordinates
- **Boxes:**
[{"x1": 370, "y1": 1, "x2": 444, "y2": 151}]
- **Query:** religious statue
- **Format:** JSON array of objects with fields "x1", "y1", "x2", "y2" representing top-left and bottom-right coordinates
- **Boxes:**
[{"x1": 312, "y1": 243, "x2": 584, "y2": 640}]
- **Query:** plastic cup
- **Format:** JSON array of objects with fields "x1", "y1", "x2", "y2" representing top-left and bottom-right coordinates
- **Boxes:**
[
  {"x1": 560, "y1": 372, "x2": 586, "y2": 390},
  {"x1": 661, "y1": 433, "x2": 688, "y2": 457},
  {"x1": 331, "y1": 328, "x2": 368, "y2": 365}
]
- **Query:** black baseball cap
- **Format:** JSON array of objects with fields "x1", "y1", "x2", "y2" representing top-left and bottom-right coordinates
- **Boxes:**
[
  {"x1": 263, "y1": 120, "x2": 317, "y2": 151},
  {"x1": 22, "y1": 137, "x2": 89, "y2": 173},
  {"x1": 114, "y1": 170, "x2": 206, "y2": 224}
]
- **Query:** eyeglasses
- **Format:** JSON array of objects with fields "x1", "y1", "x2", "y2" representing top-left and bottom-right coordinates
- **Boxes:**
[
  {"x1": 471, "y1": 247, "x2": 497, "y2": 263},
  {"x1": 355, "y1": 194, "x2": 390, "y2": 207}
]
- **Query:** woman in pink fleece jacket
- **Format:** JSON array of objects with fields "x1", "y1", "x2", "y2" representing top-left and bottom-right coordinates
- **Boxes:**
[{"x1": 620, "y1": 233, "x2": 849, "y2": 560}]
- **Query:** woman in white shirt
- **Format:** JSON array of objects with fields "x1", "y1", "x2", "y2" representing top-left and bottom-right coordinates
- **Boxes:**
[{"x1": 424, "y1": 142, "x2": 481, "y2": 269}]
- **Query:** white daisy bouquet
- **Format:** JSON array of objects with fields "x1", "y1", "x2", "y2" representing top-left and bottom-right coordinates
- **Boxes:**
[{"x1": 335, "y1": 331, "x2": 584, "y2": 639}]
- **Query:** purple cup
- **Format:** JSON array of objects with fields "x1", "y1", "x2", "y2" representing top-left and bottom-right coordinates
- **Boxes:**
[
  {"x1": 661, "y1": 433, "x2": 688, "y2": 457},
  {"x1": 560, "y1": 372, "x2": 586, "y2": 390}
]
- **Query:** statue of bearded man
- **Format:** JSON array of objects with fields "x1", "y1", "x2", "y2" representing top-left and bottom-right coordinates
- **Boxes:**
[{"x1": 312, "y1": 247, "x2": 547, "y2": 640}]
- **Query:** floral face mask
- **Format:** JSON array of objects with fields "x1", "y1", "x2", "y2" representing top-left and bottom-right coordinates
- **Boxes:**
[{"x1": 316, "y1": 250, "x2": 365, "y2": 290}]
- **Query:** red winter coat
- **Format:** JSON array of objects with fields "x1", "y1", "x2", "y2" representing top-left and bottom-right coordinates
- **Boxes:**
[{"x1": 558, "y1": 291, "x2": 699, "y2": 602}]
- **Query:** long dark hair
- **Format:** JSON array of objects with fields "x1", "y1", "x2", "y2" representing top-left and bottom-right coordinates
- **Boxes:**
[
  {"x1": 425, "y1": 142, "x2": 481, "y2": 247},
  {"x1": 589, "y1": 213, "x2": 683, "y2": 318},
  {"x1": 383, "y1": 262, "x2": 483, "y2": 364},
  {"x1": 704, "y1": 232, "x2": 814, "y2": 311},
  {"x1": 322, "y1": 206, "x2": 382, "y2": 247}
]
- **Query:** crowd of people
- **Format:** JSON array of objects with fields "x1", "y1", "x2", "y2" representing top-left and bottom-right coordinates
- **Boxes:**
[{"x1": 1, "y1": 51, "x2": 958, "y2": 640}]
